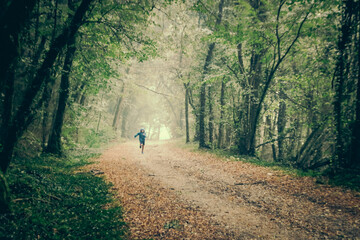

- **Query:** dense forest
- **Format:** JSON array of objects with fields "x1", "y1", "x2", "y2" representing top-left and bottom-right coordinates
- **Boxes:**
[{"x1": 1, "y1": 0, "x2": 359, "y2": 217}]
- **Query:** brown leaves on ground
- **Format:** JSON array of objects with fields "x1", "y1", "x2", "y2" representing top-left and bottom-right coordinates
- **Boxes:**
[
  {"x1": 91, "y1": 146, "x2": 234, "y2": 239},
  {"x1": 169, "y1": 146, "x2": 360, "y2": 239},
  {"x1": 90, "y1": 141, "x2": 360, "y2": 239}
]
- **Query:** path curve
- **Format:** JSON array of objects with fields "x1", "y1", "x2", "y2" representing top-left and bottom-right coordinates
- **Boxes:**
[{"x1": 91, "y1": 140, "x2": 360, "y2": 239}]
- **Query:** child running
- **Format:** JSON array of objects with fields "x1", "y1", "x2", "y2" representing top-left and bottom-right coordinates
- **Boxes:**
[{"x1": 134, "y1": 128, "x2": 146, "y2": 154}]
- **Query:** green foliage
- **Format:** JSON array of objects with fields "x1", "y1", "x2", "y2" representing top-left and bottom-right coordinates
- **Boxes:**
[
  {"x1": 326, "y1": 168, "x2": 360, "y2": 191},
  {"x1": 84, "y1": 129, "x2": 116, "y2": 148},
  {"x1": 0, "y1": 171, "x2": 10, "y2": 214},
  {"x1": 164, "y1": 219, "x2": 183, "y2": 230},
  {"x1": 177, "y1": 139, "x2": 326, "y2": 180},
  {"x1": 183, "y1": 139, "x2": 360, "y2": 191},
  {"x1": 0, "y1": 154, "x2": 127, "y2": 239}
]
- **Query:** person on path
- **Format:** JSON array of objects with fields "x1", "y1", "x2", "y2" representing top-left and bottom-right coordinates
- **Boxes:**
[{"x1": 134, "y1": 128, "x2": 146, "y2": 154}]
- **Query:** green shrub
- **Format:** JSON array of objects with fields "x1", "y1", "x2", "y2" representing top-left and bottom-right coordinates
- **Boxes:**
[
  {"x1": 327, "y1": 168, "x2": 360, "y2": 191},
  {"x1": 0, "y1": 153, "x2": 127, "y2": 239}
]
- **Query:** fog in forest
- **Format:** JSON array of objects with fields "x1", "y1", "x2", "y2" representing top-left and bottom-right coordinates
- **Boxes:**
[
  {"x1": 1, "y1": 0, "x2": 360, "y2": 238},
  {"x1": 104, "y1": 6, "x2": 198, "y2": 141}
]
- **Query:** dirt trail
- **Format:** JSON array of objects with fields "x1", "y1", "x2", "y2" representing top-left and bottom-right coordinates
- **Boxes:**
[{"x1": 92, "y1": 141, "x2": 360, "y2": 239}]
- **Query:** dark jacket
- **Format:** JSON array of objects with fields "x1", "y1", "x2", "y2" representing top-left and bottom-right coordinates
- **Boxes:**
[{"x1": 134, "y1": 131, "x2": 146, "y2": 142}]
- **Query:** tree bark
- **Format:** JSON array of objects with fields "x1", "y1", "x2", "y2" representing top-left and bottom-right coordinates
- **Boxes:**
[
  {"x1": 0, "y1": 1, "x2": 36, "y2": 175},
  {"x1": 277, "y1": 86, "x2": 287, "y2": 161},
  {"x1": 41, "y1": 75, "x2": 56, "y2": 150},
  {"x1": 112, "y1": 83, "x2": 125, "y2": 130},
  {"x1": 208, "y1": 85, "x2": 214, "y2": 146},
  {"x1": 121, "y1": 105, "x2": 130, "y2": 138},
  {"x1": 351, "y1": 9, "x2": 360, "y2": 167},
  {"x1": 218, "y1": 77, "x2": 226, "y2": 148},
  {"x1": 247, "y1": 1, "x2": 311, "y2": 156},
  {"x1": 0, "y1": 0, "x2": 36, "y2": 91},
  {"x1": 0, "y1": 0, "x2": 94, "y2": 173},
  {"x1": 266, "y1": 115, "x2": 277, "y2": 162},
  {"x1": 199, "y1": 76, "x2": 208, "y2": 148},
  {"x1": 185, "y1": 83, "x2": 190, "y2": 143},
  {"x1": 334, "y1": 0, "x2": 354, "y2": 168},
  {"x1": 46, "y1": 36, "x2": 77, "y2": 155},
  {"x1": 199, "y1": 0, "x2": 224, "y2": 148}
]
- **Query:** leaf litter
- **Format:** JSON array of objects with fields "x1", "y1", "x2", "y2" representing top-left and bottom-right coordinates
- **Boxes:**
[{"x1": 90, "y1": 141, "x2": 360, "y2": 239}]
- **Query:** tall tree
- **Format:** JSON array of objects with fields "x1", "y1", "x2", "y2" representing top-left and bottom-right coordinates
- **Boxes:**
[
  {"x1": 217, "y1": 76, "x2": 226, "y2": 148},
  {"x1": 0, "y1": 0, "x2": 95, "y2": 173},
  {"x1": 246, "y1": 1, "x2": 313, "y2": 155},
  {"x1": 333, "y1": 0, "x2": 356, "y2": 168},
  {"x1": 112, "y1": 82, "x2": 125, "y2": 131},
  {"x1": 46, "y1": 35, "x2": 77, "y2": 155},
  {"x1": 351, "y1": 5, "x2": 360, "y2": 167},
  {"x1": 184, "y1": 82, "x2": 191, "y2": 143},
  {"x1": 199, "y1": 0, "x2": 224, "y2": 148}
]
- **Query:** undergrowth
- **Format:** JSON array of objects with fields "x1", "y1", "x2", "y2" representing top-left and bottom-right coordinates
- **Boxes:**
[
  {"x1": 178, "y1": 140, "x2": 360, "y2": 191},
  {"x1": 0, "y1": 153, "x2": 127, "y2": 239}
]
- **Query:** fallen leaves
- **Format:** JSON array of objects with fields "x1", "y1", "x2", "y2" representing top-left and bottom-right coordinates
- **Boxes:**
[
  {"x1": 91, "y1": 144, "x2": 234, "y2": 239},
  {"x1": 90, "y1": 142, "x2": 360, "y2": 239}
]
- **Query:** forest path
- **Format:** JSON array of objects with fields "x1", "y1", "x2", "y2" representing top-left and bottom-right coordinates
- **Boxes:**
[{"x1": 91, "y1": 140, "x2": 360, "y2": 239}]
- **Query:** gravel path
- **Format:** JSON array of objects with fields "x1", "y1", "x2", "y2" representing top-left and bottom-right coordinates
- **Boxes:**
[{"x1": 91, "y1": 140, "x2": 360, "y2": 239}]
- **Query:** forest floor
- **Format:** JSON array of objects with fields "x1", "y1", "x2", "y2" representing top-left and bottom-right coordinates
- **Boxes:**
[{"x1": 90, "y1": 140, "x2": 360, "y2": 239}]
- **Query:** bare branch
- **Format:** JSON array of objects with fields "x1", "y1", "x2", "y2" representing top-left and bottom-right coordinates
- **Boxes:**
[
  {"x1": 255, "y1": 136, "x2": 294, "y2": 149},
  {"x1": 197, "y1": 0, "x2": 218, "y2": 20},
  {"x1": 221, "y1": 57, "x2": 240, "y2": 81},
  {"x1": 133, "y1": 82, "x2": 179, "y2": 99},
  {"x1": 279, "y1": 4, "x2": 314, "y2": 64},
  {"x1": 275, "y1": 0, "x2": 286, "y2": 61}
]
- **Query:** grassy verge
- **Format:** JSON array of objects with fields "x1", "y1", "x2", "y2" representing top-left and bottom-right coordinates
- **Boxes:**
[
  {"x1": 176, "y1": 139, "x2": 360, "y2": 191},
  {"x1": 0, "y1": 152, "x2": 127, "y2": 240}
]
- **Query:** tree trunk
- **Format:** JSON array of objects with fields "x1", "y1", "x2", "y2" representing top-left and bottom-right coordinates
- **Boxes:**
[
  {"x1": 236, "y1": 49, "x2": 263, "y2": 155},
  {"x1": 198, "y1": 42, "x2": 215, "y2": 148},
  {"x1": 218, "y1": 77, "x2": 226, "y2": 148},
  {"x1": 277, "y1": 87, "x2": 287, "y2": 161},
  {"x1": 185, "y1": 84, "x2": 190, "y2": 143},
  {"x1": 0, "y1": 0, "x2": 36, "y2": 175},
  {"x1": 234, "y1": 1, "x2": 267, "y2": 156},
  {"x1": 199, "y1": 0, "x2": 224, "y2": 148},
  {"x1": 266, "y1": 115, "x2": 277, "y2": 162},
  {"x1": 72, "y1": 82, "x2": 86, "y2": 103},
  {"x1": 0, "y1": 0, "x2": 94, "y2": 173},
  {"x1": 194, "y1": 113, "x2": 200, "y2": 142},
  {"x1": 41, "y1": 77, "x2": 56, "y2": 150},
  {"x1": 96, "y1": 112, "x2": 102, "y2": 133},
  {"x1": 246, "y1": 1, "x2": 311, "y2": 156},
  {"x1": 112, "y1": 83, "x2": 125, "y2": 130},
  {"x1": 225, "y1": 123, "x2": 232, "y2": 146},
  {"x1": 121, "y1": 105, "x2": 130, "y2": 138},
  {"x1": 0, "y1": 0, "x2": 36, "y2": 92},
  {"x1": 351, "y1": 12, "x2": 360, "y2": 167},
  {"x1": 46, "y1": 35, "x2": 77, "y2": 155},
  {"x1": 199, "y1": 79, "x2": 208, "y2": 148},
  {"x1": 334, "y1": 0, "x2": 354, "y2": 168},
  {"x1": 295, "y1": 123, "x2": 324, "y2": 165},
  {"x1": 208, "y1": 85, "x2": 214, "y2": 147}
]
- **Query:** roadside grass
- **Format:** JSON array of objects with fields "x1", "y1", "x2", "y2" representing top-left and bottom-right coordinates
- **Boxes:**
[
  {"x1": 176, "y1": 139, "x2": 359, "y2": 191},
  {"x1": 327, "y1": 168, "x2": 360, "y2": 192},
  {"x1": 0, "y1": 152, "x2": 127, "y2": 240}
]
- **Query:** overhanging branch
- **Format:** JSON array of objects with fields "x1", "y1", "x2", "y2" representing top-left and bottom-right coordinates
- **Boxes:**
[{"x1": 133, "y1": 82, "x2": 179, "y2": 98}]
